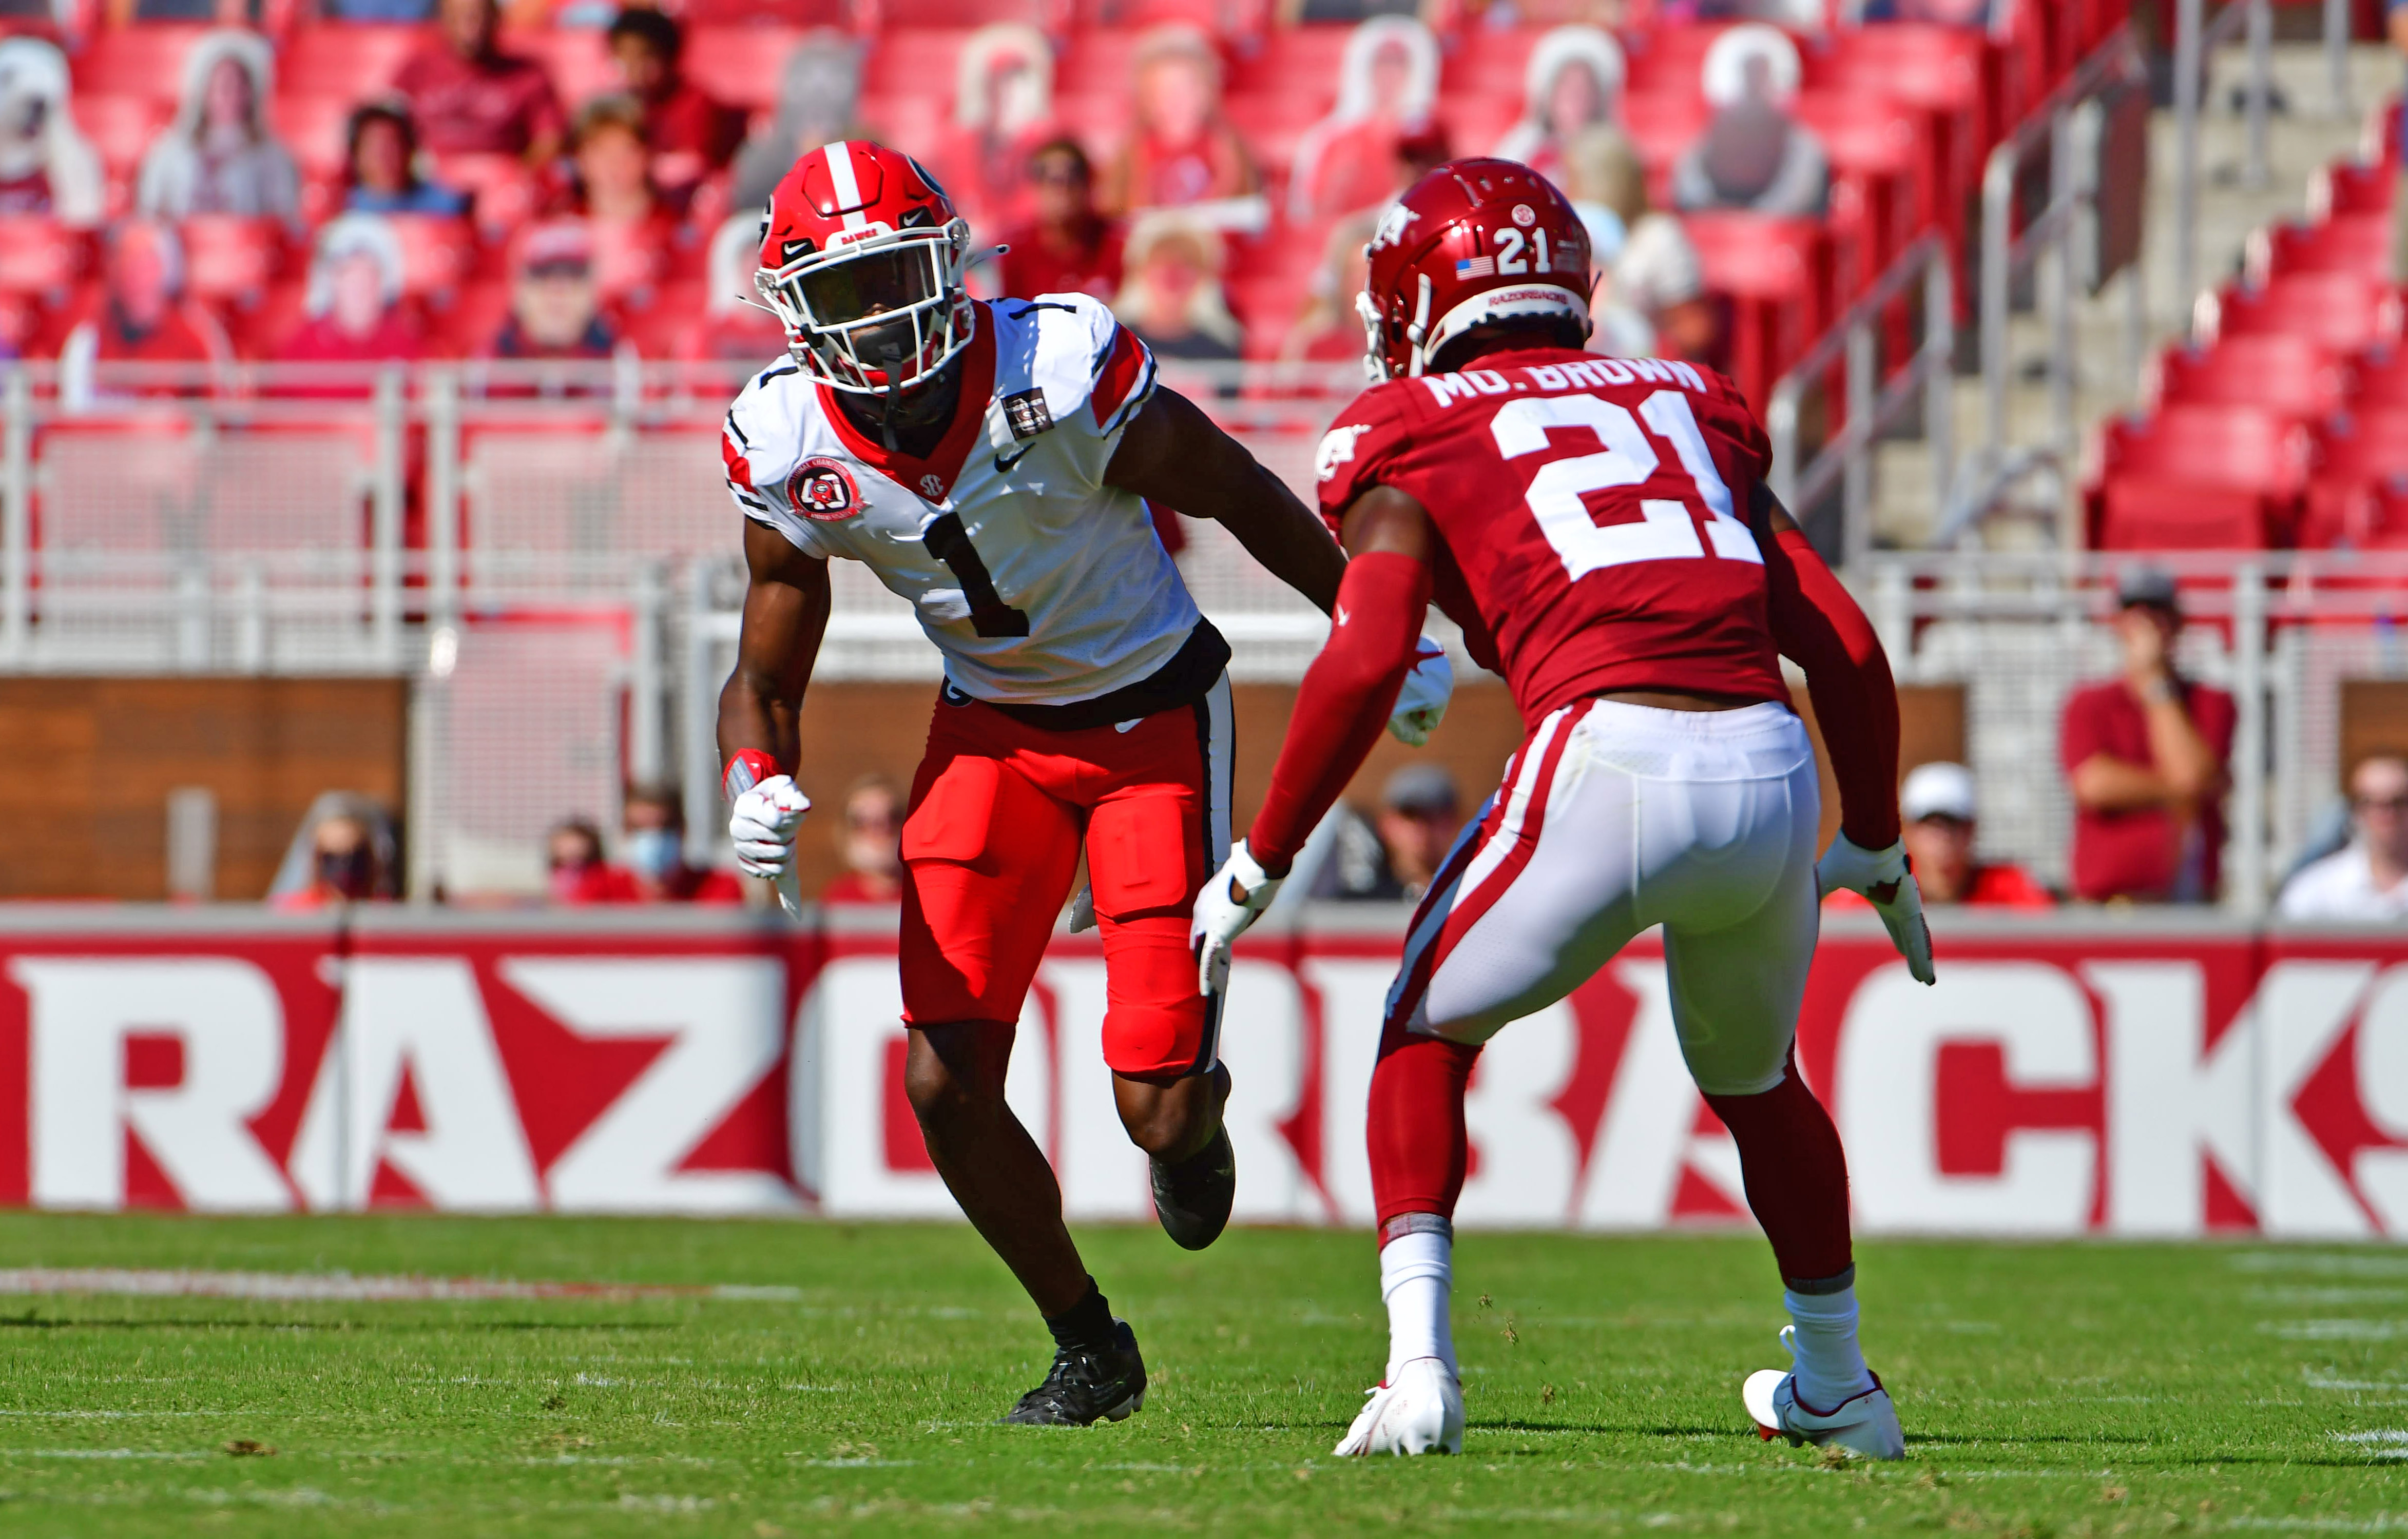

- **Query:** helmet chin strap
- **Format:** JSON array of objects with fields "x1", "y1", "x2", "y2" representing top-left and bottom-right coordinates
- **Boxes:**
[{"x1": 1403, "y1": 274, "x2": 1434, "y2": 379}]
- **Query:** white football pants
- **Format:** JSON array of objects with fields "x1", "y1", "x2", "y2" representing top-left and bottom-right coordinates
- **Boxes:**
[{"x1": 1384, "y1": 697, "x2": 1821, "y2": 1097}]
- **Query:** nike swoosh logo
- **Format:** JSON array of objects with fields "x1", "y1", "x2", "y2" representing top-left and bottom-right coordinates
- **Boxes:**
[{"x1": 993, "y1": 444, "x2": 1035, "y2": 474}]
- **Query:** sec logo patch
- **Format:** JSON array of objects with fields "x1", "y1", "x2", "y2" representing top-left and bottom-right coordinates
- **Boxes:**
[{"x1": 788, "y1": 457, "x2": 859, "y2": 520}]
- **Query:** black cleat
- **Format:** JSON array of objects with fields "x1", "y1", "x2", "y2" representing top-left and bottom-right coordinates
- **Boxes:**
[
  {"x1": 1150, "y1": 1124, "x2": 1236, "y2": 1251},
  {"x1": 1001, "y1": 1319, "x2": 1147, "y2": 1426}
]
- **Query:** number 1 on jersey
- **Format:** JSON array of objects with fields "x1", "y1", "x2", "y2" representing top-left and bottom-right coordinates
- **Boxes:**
[{"x1": 1489, "y1": 387, "x2": 1762, "y2": 582}]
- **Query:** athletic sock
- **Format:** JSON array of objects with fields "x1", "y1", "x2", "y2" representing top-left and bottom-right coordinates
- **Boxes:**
[
  {"x1": 1378, "y1": 1219, "x2": 1455, "y2": 1383},
  {"x1": 1782, "y1": 1281, "x2": 1875, "y2": 1411},
  {"x1": 1044, "y1": 1278, "x2": 1117, "y2": 1357}
]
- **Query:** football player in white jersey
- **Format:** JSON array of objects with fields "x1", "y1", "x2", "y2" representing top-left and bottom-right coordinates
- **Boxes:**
[{"x1": 715, "y1": 140, "x2": 1451, "y2": 1426}]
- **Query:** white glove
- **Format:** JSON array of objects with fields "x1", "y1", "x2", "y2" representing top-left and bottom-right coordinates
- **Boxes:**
[
  {"x1": 1817, "y1": 834, "x2": 1935, "y2": 986},
  {"x1": 729, "y1": 775, "x2": 812, "y2": 881},
  {"x1": 1190, "y1": 840, "x2": 1284, "y2": 998},
  {"x1": 1067, "y1": 884, "x2": 1096, "y2": 932},
  {"x1": 1388, "y1": 635, "x2": 1454, "y2": 748}
]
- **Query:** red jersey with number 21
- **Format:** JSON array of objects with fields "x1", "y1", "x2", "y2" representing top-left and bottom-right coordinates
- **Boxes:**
[{"x1": 1315, "y1": 346, "x2": 1788, "y2": 727}]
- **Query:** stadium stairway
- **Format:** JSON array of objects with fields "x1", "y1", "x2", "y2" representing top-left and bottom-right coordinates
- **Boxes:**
[{"x1": 1867, "y1": 38, "x2": 2400, "y2": 555}]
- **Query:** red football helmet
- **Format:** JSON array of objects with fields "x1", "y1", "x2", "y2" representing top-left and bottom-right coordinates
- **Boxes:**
[
  {"x1": 1358, "y1": 158, "x2": 1594, "y2": 380},
  {"x1": 755, "y1": 140, "x2": 976, "y2": 395}
]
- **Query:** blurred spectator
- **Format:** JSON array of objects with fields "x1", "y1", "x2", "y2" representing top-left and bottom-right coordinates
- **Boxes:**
[
  {"x1": 1673, "y1": 25, "x2": 1829, "y2": 218},
  {"x1": 938, "y1": 22, "x2": 1057, "y2": 232},
  {"x1": 1113, "y1": 211, "x2": 1241, "y2": 365},
  {"x1": 1493, "y1": 26, "x2": 1624, "y2": 187},
  {"x1": 1102, "y1": 25, "x2": 1259, "y2": 219},
  {"x1": 344, "y1": 102, "x2": 471, "y2": 217},
  {"x1": 623, "y1": 783, "x2": 743, "y2": 904},
  {"x1": 267, "y1": 793, "x2": 400, "y2": 909},
  {"x1": 135, "y1": 31, "x2": 300, "y2": 226},
  {"x1": 278, "y1": 213, "x2": 425, "y2": 367},
  {"x1": 821, "y1": 775, "x2": 902, "y2": 904},
  {"x1": 491, "y1": 220, "x2": 618, "y2": 361},
  {"x1": 998, "y1": 139, "x2": 1124, "y2": 302},
  {"x1": 2279, "y1": 755, "x2": 2408, "y2": 922},
  {"x1": 607, "y1": 7, "x2": 743, "y2": 207},
  {"x1": 395, "y1": 0, "x2": 568, "y2": 165},
  {"x1": 1862, "y1": 0, "x2": 1993, "y2": 21},
  {"x1": 2062, "y1": 565, "x2": 2237, "y2": 905},
  {"x1": 1658, "y1": 0, "x2": 1827, "y2": 22},
  {"x1": 1309, "y1": 764, "x2": 1462, "y2": 902},
  {"x1": 60, "y1": 220, "x2": 229, "y2": 411},
  {"x1": 2393, "y1": 1, "x2": 2408, "y2": 283},
  {"x1": 693, "y1": 213, "x2": 787, "y2": 361},
  {"x1": 1280, "y1": 208, "x2": 1376, "y2": 364},
  {"x1": 562, "y1": 95, "x2": 676, "y2": 296},
  {"x1": 0, "y1": 38, "x2": 103, "y2": 226},
  {"x1": 1287, "y1": 16, "x2": 1441, "y2": 224},
  {"x1": 731, "y1": 32, "x2": 864, "y2": 214},
  {"x1": 547, "y1": 816, "x2": 636, "y2": 904},
  {"x1": 1832, "y1": 762, "x2": 2051, "y2": 910},
  {"x1": 1561, "y1": 125, "x2": 1718, "y2": 360}
]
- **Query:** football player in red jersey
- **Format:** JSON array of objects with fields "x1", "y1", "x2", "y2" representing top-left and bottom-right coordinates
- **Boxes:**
[
  {"x1": 715, "y1": 142, "x2": 1451, "y2": 1427},
  {"x1": 1192, "y1": 160, "x2": 1935, "y2": 1460}
]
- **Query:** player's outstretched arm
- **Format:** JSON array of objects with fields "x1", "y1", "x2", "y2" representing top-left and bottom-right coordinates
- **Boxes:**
[
  {"x1": 1191, "y1": 488, "x2": 1434, "y2": 995},
  {"x1": 1104, "y1": 385, "x2": 1346, "y2": 615},
  {"x1": 717, "y1": 520, "x2": 832, "y2": 908},
  {"x1": 1754, "y1": 486, "x2": 1932, "y2": 984}
]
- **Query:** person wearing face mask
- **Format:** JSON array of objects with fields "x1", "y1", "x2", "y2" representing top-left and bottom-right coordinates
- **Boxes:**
[
  {"x1": 819, "y1": 775, "x2": 903, "y2": 904},
  {"x1": 267, "y1": 795, "x2": 400, "y2": 910},
  {"x1": 134, "y1": 29, "x2": 301, "y2": 226},
  {"x1": 623, "y1": 784, "x2": 743, "y2": 903}
]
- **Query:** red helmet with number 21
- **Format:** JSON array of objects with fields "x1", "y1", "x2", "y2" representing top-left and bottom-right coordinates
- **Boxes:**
[{"x1": 1358, "y1": 158, "x2": 1594, "y2": 381}]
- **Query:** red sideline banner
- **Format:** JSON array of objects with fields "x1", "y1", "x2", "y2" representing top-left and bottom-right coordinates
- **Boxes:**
[{"x1": 0, "y1": 908, "x2": 2403, "y2": 1237}]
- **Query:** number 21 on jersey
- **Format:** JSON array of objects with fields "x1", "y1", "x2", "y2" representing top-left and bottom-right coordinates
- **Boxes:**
[{"x1": 1491, "y1": 388, "x2": 1762, "y2": 581}]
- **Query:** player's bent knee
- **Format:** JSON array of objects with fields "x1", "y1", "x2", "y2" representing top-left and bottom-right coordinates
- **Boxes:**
[{"x1": 902, "y1": 1022, "x2": 1016, "y2": 1126}]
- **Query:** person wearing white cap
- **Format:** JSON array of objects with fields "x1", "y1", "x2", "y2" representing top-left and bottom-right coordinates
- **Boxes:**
[{"x1": 1884, "y1": 763, "x2": 2049, "y2": 908}]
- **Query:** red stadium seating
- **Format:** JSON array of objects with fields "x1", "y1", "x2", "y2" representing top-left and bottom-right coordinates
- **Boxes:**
[
  {"x1": 2312, "y1": 161, "x2": 2394, "y2": 220},
  {"x1": 75, "y1": 94, "x2": 166, "y2": 186},
  {"x1": 860, "y1": 27, "x2": 975, "y2": 103},
  {"x1": 384, "y1": 214, "x2": 477, "y2": 299},
  {"x1": 1223, "y1": 26, "x2": 1346, "y2": 103},
  {"x1": 1444, "y1": 26, "x2": 1539, "y2": 106},
  {"x1": 1682, "y1": 211, "x2": 1830, "y2": 412},
  {"x1": 684, "y1": 26, "x2": 806, "y2": 113},
  {"x1": 1622, "y1": 23, "x2": 1734, "y2": 99},
  {"x1": 510, "y1": 27, "x2": 620, "y2": 113},
  {"x1": 2092, "y1": 405, "x2": 2308, "y2": 550},
  {"x1": 2249, "y1": 213, "x2": 2391, "y2": 284},
  {"x1": 180, "y1": 216, "x2": 284, "y2": 306},
  {"x1": 2305, "y1": 409, "x2": 2408, "y2": 548},
  {"x1": 77, "y1": 24, "x2": 213, "y2": 110},
  {"x1": 275, "y1": 93, "x2": 356, "y2": 185},
  {"x1": 1793, "y1": 92, "x2": 1920, "y2": 290},
  {"x1": 0, "y1": 215, "x2": 84, "y2": 296},
  {"x1": 2154, "y1": 334, "x2": 2354, "y2": 423},
  {"x1": 279, "y1": 24, "x2": 428, "y2": 99},
  {"x1": 2210, "y1": 272, "x2": 2405, "y2": 356}
]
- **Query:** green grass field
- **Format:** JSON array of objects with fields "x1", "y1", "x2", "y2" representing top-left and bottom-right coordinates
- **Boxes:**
[{"x1": 0, "y1": 1214, "x2": 2400, "y2": 1536}]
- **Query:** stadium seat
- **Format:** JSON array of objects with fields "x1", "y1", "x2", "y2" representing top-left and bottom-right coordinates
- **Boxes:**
[
  {"x1": 2154, "y1": 334, "x2": 2353, "y2": 423},
  {"x1": 2092, "y1": 404, "x2": 2307, "y2": 549},
  {"x1": 1616, "y1": 90, "x2": 1711, "y2": 192},
  {"x1": 381, "y1": 214, "x2": 477, "y2": 299},
  {"x1": 2310, "y1": 161, "x2": 2393, "y2": 220},
  {"x1": 275, "y1": 94, "x2": 357, "y2": 186},
  {"x1": 1055, "y1": 25, "x2": 1148, "y2": 101},
  {"x1": 75, "y1": 24, "x2": 213, "y2": 110},
  {"x1": 0, "y1": 215, "x2": 84, "y2": 298},
  {"x1": 2208, "y1": 272, "x2": 2405, "y2": 356},
  {"x1": 1682, "y1": 211, "x2": 1830, "y2": 412},
  {"x1": 2350, "y1": 345, "x2": 2408, "y2": 409},
  {"x1": 1444, "y1": 26, "x2": 1539, "y2": 106},
  {"x1": 857, "y1": 95, "x2": 948, "y2": 163},
  {"x1": 1805, "y1": 24, "x2": 1993, "y2": 245},
  {"x1": 1791, "y1": 93, "x2": 1920, "y2": 289},
  {"x1": 279, "y1": 23, "x2": 429, "y2": 99},
  {"x1": 1622, "y1": 23, "x2": 1735, "y2": 100},
  {"x1": 509, "y1": 27, "x2": 620, "y2": 112},
  {"x1": 75, "y1": 94, "x2": 166, "y2": 185},
  {"x1": 179, "y1": 217, "x2": 284, "y2": 307},
  {"x1": 432, "y1": 153, "x2": 538, "y2": 231},
  {"x1": 2305, "y1": 409, "x2": 2408, "y2": 548},
  {"x1": 427, "y1": 278, "x2": 514, "y2": 358},
  {"x1": 860, "y1": 26, "x2": 976, "y2": 104},
  {"x1": 1224, "y1": 26, "x2": 1346, "y2": 103},
  {"x1": 2247, "y1": 213, "x2": 2391, "y2": 285},
  {"x1": 684, "y1": 26, "x2": 806, "y2": 113}
]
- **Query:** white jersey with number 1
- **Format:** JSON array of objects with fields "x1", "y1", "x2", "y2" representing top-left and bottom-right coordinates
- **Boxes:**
[{"x1": 721, "y1": 293, "x2": 1202, "y2": 708}]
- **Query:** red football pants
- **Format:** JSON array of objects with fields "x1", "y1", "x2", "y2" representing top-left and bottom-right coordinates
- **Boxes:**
[{"x1": 898, "y1": 678, "x2": 1232, "y2": 1079}]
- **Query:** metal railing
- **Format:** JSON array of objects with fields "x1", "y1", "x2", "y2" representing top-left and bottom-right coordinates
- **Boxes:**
[
  {"x1": 1766, "y1": 232, "x2": 1954, "y2": 566},
  {"x1": 2174, "y1": 0, "x2": 2275, "y2": 309}
]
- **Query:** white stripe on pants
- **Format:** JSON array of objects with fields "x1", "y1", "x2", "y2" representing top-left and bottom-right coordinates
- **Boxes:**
[{"x1": 1389, "y1": 698, "x2": 1822, "y2": 1097}]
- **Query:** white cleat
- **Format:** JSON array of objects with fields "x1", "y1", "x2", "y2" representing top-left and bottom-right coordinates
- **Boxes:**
[
  {"x1": 1332, "y1": 1356, "x2": 1465, "y2": 1456},
  {"x1": 1743, "y1": 1332, "x2": 1904, "y2": 1460}
]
